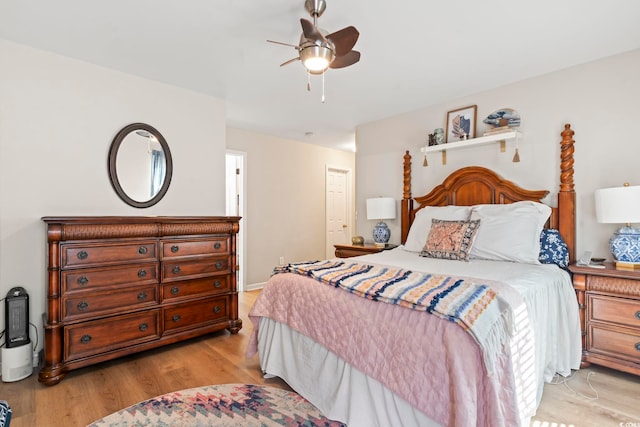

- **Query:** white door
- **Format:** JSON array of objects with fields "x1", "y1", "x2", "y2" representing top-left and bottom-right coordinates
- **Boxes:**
[
  {"x1": 225, "y1": 151, "x2": 245, "y2": 291},
  {"x1": 326, "y1": 166, "x2": 351, "y2": 259}
]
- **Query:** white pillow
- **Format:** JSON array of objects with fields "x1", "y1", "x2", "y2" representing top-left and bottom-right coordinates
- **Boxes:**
[
  {"x1": 469, "y1": 201, "x2": 551, "y2": 264},
  {"x1": 403, "y1": 205, "x2": 472, "y2": 252}
]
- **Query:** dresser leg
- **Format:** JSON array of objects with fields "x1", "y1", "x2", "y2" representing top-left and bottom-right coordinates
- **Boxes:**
[
  {"x1": 227, "y1": 318, "x2": 243, "y2": 334},
  {"x1": 38, "y1": 366, "x2": 65, "y2": 386}
]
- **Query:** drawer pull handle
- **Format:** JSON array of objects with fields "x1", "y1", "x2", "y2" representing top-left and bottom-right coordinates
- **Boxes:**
[
  {"x1": 171, "y1": 286, "x2": 179, "y2": 295},
  {"x1": 138, "y1": 269, "x2": 147, "y2": 278},
  {"x1": 214, "y1": 242, "x2": 222, "y2": 250},
  {"x1": 138, "y1": 292, "x2": 147, "y2": 300},
  {"x1": 77, "y1": 250, "x2": 88, "y2": 260},
  {"x1": 139, "y1": 323, "x2": 148, "y2": 332},
  {"x1": 77, "y1": 276, "x2": 89, "y2": 285},
  {"x1": 77, "y1": 301, "x2": 89, "y2": 311},
  {"x1": 214, "y1": 280, "x2": 221, "y2": 288},
  {"x1": 214, "y1": 305, "x2": 221, "y2": 314},
  {"x1": 635, "y1": 311, "x2": 640, "y2": 321},
  {"x1": 636, "y1": 342, "x2": 640, "y2": 352},
  {"x1": 80, "y1": 334, "x2": 92, "y2": 344},
  {"x1": 138, "y1": 246, "x2": 148, "y2": 255},
  {"x1": 171, "y1": 245, "x2": 179, "y2": 253},
  {"x1": 215, "y1": 261, "x2": 223, "y2": 269},
  {"x1": 172, "y1": 314, "x2": 181, "y2": 322},
  {"x1": 172, "y1": 266, "x2": 181, "y2": 274}
]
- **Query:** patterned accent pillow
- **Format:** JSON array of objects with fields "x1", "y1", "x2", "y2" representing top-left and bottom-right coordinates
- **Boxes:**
[
  {"x1": 420, "y1": 219, "x2": 480, "y2": 261},
  {"x1": 539, "y1": 229, "x2": 569, "y2": 268}
]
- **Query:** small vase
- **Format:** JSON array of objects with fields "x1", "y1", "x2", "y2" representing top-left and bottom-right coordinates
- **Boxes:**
[{"x1": 351, "y1": 235, "x2": 364, "y2": 246}]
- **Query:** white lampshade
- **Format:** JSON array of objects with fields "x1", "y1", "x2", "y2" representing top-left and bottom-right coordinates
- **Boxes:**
[
  {"x1": 595, "y1": 185, "x2": 640, "y2": 224},
  {"x1": 366, "y1": 197, "x2": 396, "y2": 220},
  {"x1": 595, "y1": 184, "x2": 640, "y2": 269}
]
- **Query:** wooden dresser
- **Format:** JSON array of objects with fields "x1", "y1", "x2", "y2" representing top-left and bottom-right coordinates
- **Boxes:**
[
  {"x1": 39, "y1": 216, "x2": 242, "y2": 385},
  {"x1": 569, "y1": 263, "x2": 640, "y2": 376}
]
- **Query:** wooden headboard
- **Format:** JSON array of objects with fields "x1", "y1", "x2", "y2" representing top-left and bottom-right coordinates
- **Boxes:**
[{"x1": 401, "y1": 124, "x2": 576, "y2": 262}]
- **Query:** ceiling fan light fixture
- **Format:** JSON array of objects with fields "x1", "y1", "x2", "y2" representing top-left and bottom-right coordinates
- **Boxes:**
[{"x1": 300, "y1": 45, "x2": 334, "y2": 73}]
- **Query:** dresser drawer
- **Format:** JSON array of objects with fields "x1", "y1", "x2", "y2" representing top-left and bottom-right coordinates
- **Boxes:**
[
  {"x1": 62, "y1": 263, "x2": 159, "y2": 293},
  {"x1": 162, "y1": 256, "x2": 230, "y2": 283},
  {"x1": 65, "y1": 310, "x2": 160, "y2": 361},
  {"x1": 589, "y1": 324, "x2": 640, "y2": 362},
  {"x1": 62, "y1": 285, "x2": 158, "y2": 321},
  {"x1": 161, "y1": 238, "x2": 229, "y2": 259},
  {"x1": 588, "y1": 294, "x2": 640, "y2": 329},
  {"x1": 163, "y1": 296, "x2": 229, "y2": 333},
  {"x1": 162, "y1": 276, "x2": 231, "y2": 301},
  {"x1": 587, "y1": 275, "x2": 640, "y2": 297},
  {"x1": 61, "y1": 241, "x2": 157, "y2": 268}
]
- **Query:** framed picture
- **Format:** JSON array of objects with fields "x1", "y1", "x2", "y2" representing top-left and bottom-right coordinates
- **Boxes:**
[{"x1": 445, "y1": 105, "x2": 477, "y2": 143}]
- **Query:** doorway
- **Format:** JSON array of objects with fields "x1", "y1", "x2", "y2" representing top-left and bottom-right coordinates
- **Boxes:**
[
  {"x1": 325, "y1": 166, "x2": 352, "y2": 259},
  {"x1": 225, "y1": 151, "x2": 245, "y2": 291}
]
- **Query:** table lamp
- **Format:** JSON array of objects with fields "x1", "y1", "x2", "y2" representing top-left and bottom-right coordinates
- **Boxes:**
[
  {"x1": 366, "y1": 197, "x2": 396, "y2": 247},
  {"x1": 595, "y1": 183, "x2": 640, "y2": 270}
]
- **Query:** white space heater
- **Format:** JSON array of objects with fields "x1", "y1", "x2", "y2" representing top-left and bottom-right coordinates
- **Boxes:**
[{"x1": 1, "y1": 287, "x2": 33, "y2": 382}]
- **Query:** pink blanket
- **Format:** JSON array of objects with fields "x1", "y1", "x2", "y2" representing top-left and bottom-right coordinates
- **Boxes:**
[{"x1": 247, "y1": 273, "x2": 521, "y2": 427}]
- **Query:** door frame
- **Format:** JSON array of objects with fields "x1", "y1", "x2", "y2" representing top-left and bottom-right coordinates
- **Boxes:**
[
  {"x1": 225, "y1": 150, "x2": 246, "y2": 292},
  {"x1": 325, "y1": 165, "x2": 353, "y2": 259}
]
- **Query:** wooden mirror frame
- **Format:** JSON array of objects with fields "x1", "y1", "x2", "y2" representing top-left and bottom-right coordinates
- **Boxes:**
[{"x1": 107, "y1": 123, "x2": 173, "y2": 208}]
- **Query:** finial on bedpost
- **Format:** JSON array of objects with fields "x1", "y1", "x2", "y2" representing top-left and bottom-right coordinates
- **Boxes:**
[
  {"x1": 403, "y1": 150, "x2": 412, "y2": 200},
  {"x1": 560, "y1": 124, "x2": 575, "y2": 192}
]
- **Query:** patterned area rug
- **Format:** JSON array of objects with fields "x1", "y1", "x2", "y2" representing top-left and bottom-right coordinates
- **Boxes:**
[{"x1": 87, "y1": 383, "x2": 345, "y2": 427}]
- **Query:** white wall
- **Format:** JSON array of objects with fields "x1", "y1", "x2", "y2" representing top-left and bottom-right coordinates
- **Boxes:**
[
  {"x1": 0, "y1": 39, "x2": 227, "y2": 354},
  {"x1": 356, "y1": 49, "x2": 640, "y2": 260},
  {"x1": 226, "y1": 128, "x2": 355, "y2": 286}
]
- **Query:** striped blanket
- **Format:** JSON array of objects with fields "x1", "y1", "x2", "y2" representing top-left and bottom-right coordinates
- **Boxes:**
[{"x1": 273, "y1": 259, "x2": 517, "y2": 373}]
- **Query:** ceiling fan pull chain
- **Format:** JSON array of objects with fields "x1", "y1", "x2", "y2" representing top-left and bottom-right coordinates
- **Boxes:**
[
  {"x1": 307, "y1": 70, "x2": 311, "y2": 92},
  {"x1": 322, "y1": 71, "x2": 326, "y2": 103}
]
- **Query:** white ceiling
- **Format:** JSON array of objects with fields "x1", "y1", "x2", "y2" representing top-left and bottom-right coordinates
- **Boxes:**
[{"x1": 2, "y1": 0, "x2": 640, "y2": 151}]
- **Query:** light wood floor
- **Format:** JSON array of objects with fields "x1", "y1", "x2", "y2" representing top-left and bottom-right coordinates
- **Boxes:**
[{"x1": 2, "y1": 290, "x2": 639, "y2": 427}]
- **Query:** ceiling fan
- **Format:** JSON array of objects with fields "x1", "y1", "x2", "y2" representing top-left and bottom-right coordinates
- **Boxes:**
[{"x1": 267, "y1": 0, "x2": 361, "y2": 96}]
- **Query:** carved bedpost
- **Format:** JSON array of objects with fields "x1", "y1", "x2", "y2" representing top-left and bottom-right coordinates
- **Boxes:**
[
  {"x1": 558, "y1": 124, "x2": 576, "y2": 263},
  {"x1": 401, "y1": 150, "x2": 413, "y2": 244}
]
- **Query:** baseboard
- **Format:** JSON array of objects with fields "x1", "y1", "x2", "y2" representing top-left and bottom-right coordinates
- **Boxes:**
[
  {"x1": 33, "y1": 348, "x2": 44, "y2": 368},
  {"x1": 245, "y1": 282, "x2": 265, "y2": 292}
]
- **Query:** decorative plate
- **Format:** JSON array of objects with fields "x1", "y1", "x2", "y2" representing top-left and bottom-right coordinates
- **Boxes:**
[{"x1": 483, "y1": 108, "x2": 521, "y2": 128}]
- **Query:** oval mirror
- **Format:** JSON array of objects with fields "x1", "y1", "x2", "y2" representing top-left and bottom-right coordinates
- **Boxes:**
[{"x1": 108, "y1": 123, "x2": 173, "y2": 208}]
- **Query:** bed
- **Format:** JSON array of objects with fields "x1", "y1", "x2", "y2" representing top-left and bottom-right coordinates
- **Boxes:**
[{"x1": 247, "y1": 124, "x2": 582, "y2": 427}]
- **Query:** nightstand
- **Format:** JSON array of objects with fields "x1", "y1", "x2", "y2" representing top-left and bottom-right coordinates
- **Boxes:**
[
  {"x1": 569, "y1": 262, "x2": 640, "y2": 376},
  {"x1": 334, "y1": 243, "x2": 397, "y2": 258}
]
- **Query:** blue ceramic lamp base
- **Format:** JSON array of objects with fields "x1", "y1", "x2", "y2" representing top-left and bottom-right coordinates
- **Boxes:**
[
  {"x1": 373, "y1": 221, "x2": 390, "y2": 248},
  {"x1": 610, "y1": 226, "x2": 640, "y2": 270}
]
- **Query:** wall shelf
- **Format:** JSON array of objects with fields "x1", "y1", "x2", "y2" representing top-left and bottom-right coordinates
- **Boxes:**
[{"x1": 420, "y1": 130, "x2": 521, "y2": 165}]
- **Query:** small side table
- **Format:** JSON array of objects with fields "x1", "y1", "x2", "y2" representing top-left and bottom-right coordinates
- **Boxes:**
[
  {"x1": 569, "y1": 262, "x2": 640, "y2": 376},
  {"x1": 334, "y1": 243, "x2": 398, "y2": 258}
]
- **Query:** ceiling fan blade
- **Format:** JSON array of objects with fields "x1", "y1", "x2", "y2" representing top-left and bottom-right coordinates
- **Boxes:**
[
  {"x1": 300, "y1": 18, "x2": 326, "y2": 43},
  {"x1": 267, "y1": 39, "x2": 300, "y2": 49},
  {"x1": 329, "y1": 50, "x2": 360, "y2": 69},
  {"x1": 280, "y1": 57, "x2": 300, "y2": 67},
  {"x1": 326, "y1": 26, "x2": 359, "y2": 56}
]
